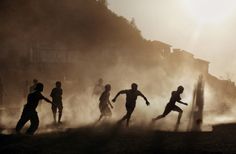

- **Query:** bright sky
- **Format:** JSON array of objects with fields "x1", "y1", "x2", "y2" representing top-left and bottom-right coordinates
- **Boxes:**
[{"x1": 108, "y1": 0, "x2": 236, "y2": 81}]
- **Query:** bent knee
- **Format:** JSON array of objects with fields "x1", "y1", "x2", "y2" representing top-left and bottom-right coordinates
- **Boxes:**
[
  {"x1": 58, "y1": 107, "x2": 63, "y2": 112},
  {"x1": 161, "y1": 114, "x2": 166, "y2": 117}
]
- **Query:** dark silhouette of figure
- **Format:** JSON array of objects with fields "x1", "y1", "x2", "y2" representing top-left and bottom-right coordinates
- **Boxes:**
[
  {"x1": 97, "y1": 84, "x2": 113, "y2": 122},
  {"x1": 92, "y1": 78, "x2": 104, "y2": 96},
  {"x1": 29, "y1": 79, "x2": 38, "y2": 93},
  {"x1": 112, "y1": 83, "x2": 150, "y2": 127},
  {"x1": 50, "y1": 81, "x2": 63, "y2": 124},
  {"x1": 152, "y1": 86, "x2": 188, "y2": 128},
  {"x1": 15, "y1": 83, "x2": 52, "y2": 135}
]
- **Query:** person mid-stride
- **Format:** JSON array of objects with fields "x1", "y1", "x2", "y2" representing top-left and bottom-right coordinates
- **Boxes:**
[
  {"x1": 97, "y1": 84, "x2": 113, "y2": 122},
  {"x1": 152, "y1": 86, "x2": 188, "y2": 129},
  {"x1": 112, "y1": 83, "x2": 150, "y2": 127},
  {"x1": 15, "y1": 83, "x2": 53, "y2": 135}
]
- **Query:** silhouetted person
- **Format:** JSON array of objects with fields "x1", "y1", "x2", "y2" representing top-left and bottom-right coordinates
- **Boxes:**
[
  {"x1": 92, "y1": 78, "x2": 104, "y2": 96},
  {"x1": 97, "y1": 84, "x2": 113, "y2": 122},
  {"x1": 112, "y1": 83, "x2": 150, "y2": 127},
  {"x1": 15, "y1": 83, "x2": 53, "y2": 135},
  {"x1": 29, "y1": 79, "x2": 38, "y2": 93},
  {"x1": 50, "y1": 81, "x2": 63, "y2": 124},
  {"x1": 152, "y1": 86, "x2": 187, "y2": 125}
]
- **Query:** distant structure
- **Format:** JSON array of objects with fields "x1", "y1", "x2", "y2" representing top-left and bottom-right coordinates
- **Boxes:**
[
  {"x1": 188, "y1": 75, "x2": 205, "y2": 131},
  {"x1": 149, "y1": 40, "x2": 172, "y2": 58},
  {"x1": 168, "y1": 49, "x2": 209, "y2": 75}
]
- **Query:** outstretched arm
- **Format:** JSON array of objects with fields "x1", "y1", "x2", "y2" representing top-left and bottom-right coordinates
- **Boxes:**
[
  {"x1": 108, "y1": 100, "x2": 113, "y2": 109},
  {"x1": 177, "y1": 100, "x2": 188, "y2": 106},
  {"x1": 42, "y1": 96, "x2": 53, "y2": 104},
  {"x1": 107, "y1": 93, "x2": 113, "y2": 108},
  {"x1": 138, "y1": 92, "x2": 150, "y2": 106},
  {"x1": 112, "y1": 90, "x2": 126, "y2": 102}
]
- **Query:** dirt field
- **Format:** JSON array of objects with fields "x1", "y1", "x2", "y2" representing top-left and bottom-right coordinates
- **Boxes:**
[{"x1": 0, "y1": 123, "x2": 235, "y2": 154}]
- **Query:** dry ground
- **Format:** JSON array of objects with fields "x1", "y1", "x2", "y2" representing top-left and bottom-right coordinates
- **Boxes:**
[{"x1": 0, "y1": 123, "x2": 235, "y2": 154}]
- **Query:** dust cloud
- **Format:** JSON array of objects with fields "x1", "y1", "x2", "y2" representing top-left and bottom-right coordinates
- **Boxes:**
[
  {"x1": 0, "y1": 58, "x2": 230, "y2": 133},
  {"x1": 0, "y1": 0, "x2": 236, "y2": 134}
]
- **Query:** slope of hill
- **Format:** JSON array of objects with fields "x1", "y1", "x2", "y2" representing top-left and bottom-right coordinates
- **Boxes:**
[{"x1": 0, "y1": 0, "x2": 144, "y2": 53}]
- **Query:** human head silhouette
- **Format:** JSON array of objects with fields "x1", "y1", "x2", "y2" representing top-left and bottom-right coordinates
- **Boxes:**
[
  {"x1": 131, "y1": 83, "x2": 138, "y2": 91},
  {"x1": 56, "y1": 81, "x2": 61, "y2": 88},
  {"x1": 35, "y1": 83, "x2": 44, "y2": 92},
  {"x1": 177, "y1": 86, "x2": 184, "y2": 93},
  {"x1": 105, "y1": 84, "x2": 111, "y2": 91}
]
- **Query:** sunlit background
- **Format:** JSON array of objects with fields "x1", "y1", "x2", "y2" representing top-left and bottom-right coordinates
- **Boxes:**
[
  {"x1": 1, "y1": 0, "x2": 236, "y2": 133},
  {"x1": 108, "y1": 0, "x2": 236, "y2": 81}
]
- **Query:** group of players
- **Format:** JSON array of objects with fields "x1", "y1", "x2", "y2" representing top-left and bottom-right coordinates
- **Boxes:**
[
  {"x1": 15, "y1": 79, "x2": 188, "y2": 135},
  {"x1": 15, "y1": 79, "x2": 63, "y2": 135}
]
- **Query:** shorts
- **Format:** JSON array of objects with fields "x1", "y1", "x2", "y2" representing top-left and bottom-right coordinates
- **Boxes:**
[{"x1": 162, "y1": 103, "x2": 182, "y2": 116}]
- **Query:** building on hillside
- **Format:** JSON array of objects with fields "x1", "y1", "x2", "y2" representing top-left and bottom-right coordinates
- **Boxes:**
[
  {"x1": 169, "y1": 49, "x2": 209, "y2": 74},
  {"x1": 172, "y1": 49, "x2": 194, "y2": 60},
  {"x1": 149, "y1": 40, "x2": 172, "y2": 58},
  {"x1": 29, "y1": 47, "x2": 80, "y2": 63},
  {"x1": 194, "y1": 58, "x2": 209, "y2": 75}
]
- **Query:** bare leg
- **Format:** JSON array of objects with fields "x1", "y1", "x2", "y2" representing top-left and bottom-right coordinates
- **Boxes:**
[
  {"x1": 98, "y1": 114, "x2": 103, "y2": 122},
  {"x1": 174, "y1": 109, "x2": 183, "y2": 131},
  {"x1": 177, "y1": 112, "x2": 182, "y2": 124},
  {"x1": 152, "y1": 115, "x2": 165, "y2": 121},
  {"x1": 16, "y1": 110, "x2": 30, "y2": 133},
  {"x1": 153, "y1": 104, "x2": 171, "y2": 122},
  {"x1": 94, "y1": 114, "x2": 103, "y2": 125},
  {"x1": 126, "y1": 113, "x2": 132, "y2": 127},
  {"x1": 174, "y1": 122, "x2": 180, "y2": 131},
  {"x1": 125, "y1": 106, "x2": 135, "y2": 127},
  {"x1": 117, "y1": 114, "x2": 127, "y2": 124},
  {"x1": 58, "y1": 109, "x2": 62, "y2": 123},
  {"x1": 52, "y1": 106, "x2": 57, "y2": 123},
  {"x1": 26, "y1": 111, "x2": 39, "y2": 135},
  {"x1": 53, "y1": 112, "x2": 56, "y2": 123}
]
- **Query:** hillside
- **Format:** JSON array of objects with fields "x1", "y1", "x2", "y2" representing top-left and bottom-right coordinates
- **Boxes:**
[{"x1": 0, "y1": 0, "x2": 145, "y2": 57}]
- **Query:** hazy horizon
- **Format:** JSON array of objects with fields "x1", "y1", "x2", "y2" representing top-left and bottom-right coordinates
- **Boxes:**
[{"x1": 108, "y1": 0, "x2": 236, "y2": 82}]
